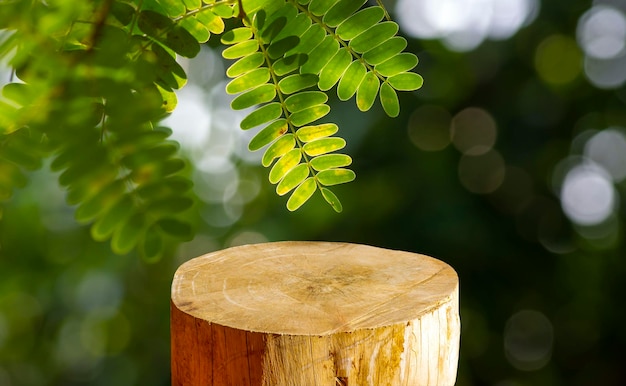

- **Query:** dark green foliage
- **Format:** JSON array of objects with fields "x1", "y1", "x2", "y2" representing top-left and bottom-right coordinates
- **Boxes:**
[{"x1": 0, "y1": 0, "x2": 421, "y2": 257}]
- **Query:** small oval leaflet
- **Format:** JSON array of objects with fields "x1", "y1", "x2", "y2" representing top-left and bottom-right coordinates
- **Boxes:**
[
  {"x1": 303, "y1": 137, "x2": 346, "y2": 156},
  {"x1": 222, "y1": 40, "x2": 259, "y2": 59},
  {"x1": 387, "y1": 72, "x2": 424, "y2": 91},
  {"x1": 285, "y1": 91, "x2": 328, "y2": 113},
  {"x1": 269, "y1": 148, "x2": 302, "y2": 184},
  {"x1": 323, "y1": 0, "x2": 367, "y2": 28},
  {"x1": 363, "y1": 36, "x2": 408, "y2": 66},
  {"x1": 349, "y1": 21, "x2": 399, "y2": 54},
  {"x1": 335, "y1": 6, "x2": 385, "y2": 41},
  {"x1": 380, "y1": 82, "x2": 400, "y2": 118},
  {"x1": 356, "y1": 71, "x2": 380, "y2": 112},
  {"x1": 276, "y1": 163, "x2": 310, "y2": 196},
  {"x1": 226, "y1": 52, "x2": 265, "y2": 78},
  {"x1": 226, "y1": 67, "x2": 270, "y2": 94},
  {"x1": 262, "y1": 133, "x2": 296, "y2": 167},
  {"x1": 319, "y1": 48, "x2": 352, "y2": 91},
  {"x1": 310, "y1": 154, "x2": 352, "y2": 171},
  {"x1": 231, "y1": 84, "x2": 277, "y2": 110},
  {"x1": 278, "y1": 73, "x2": 319, "y2": 94},
  {"x1": 316, "y1": 168, "x2": 356, "y2": 186},
  {"x1": 337, "y1": 61, "x2": 366, "y2": 101},
  {"x1": 240, "y1": 102, "x2": 283, "y2": 130},
  {"x1": 249, "y1": 119, "x2": 288, "y2": 151},
  {"x1": 300, "y1": 36, "x2": 339, "y2": 74},
  {"x1": 287, "y1": 177, "x2": 317, "y2": 211},
  {"x1": 289, "y1": 105, "x2": 330, "y2": 127},
  {"x1": 221, "y1": 27, "x2": 253, "y2": 45},
  {"x1": 296, "y1": 123, "x2": 339, "y2": 142},
  {"x1": 375, "y1": 53, "x2": 419, "y2": 77},
  {"x1": 321, "y1": 187, "x2": 343, "y2": 212}
]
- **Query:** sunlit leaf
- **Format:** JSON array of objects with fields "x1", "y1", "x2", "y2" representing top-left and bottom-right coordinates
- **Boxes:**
[
  {"x1": 75, "y1": 180, "x2": 126, "y2": 223},
  {"x1": 387, "y1": 72, "x2": 424, "y2": 91},
  {"x1": 285, "y1": 24, "x2": 325, "y2": 55},
  {"x1": 320, "y1": 187, "x2": 342, "y2": 212},
  {"x1": 303, "y1": 137, "x2": 346, "y2": 156},
  {"x1": 316, "y1": 168, "x2": 356, "y2": 186},
  {"x1": 308, "y1": 0, "x2": 337, "y2": 16},
  {"x1": 91, "y1": 195, "x2": 134, "y2": 242},
  {"x1": 231, "y1": 84, "x2": 276, "y2": 110},
  {"x1": 226, "y1": 67, "x2": 270, "y2": 94},
  {"x1": 278, "y1": 73, "x2": 319, "y2": 94},
  {"x1": 285, "y1": 91, "x2": 328, "y2": 113},
  {"x1": 287, "y1": 177, "x2": 316, "y2": 211},
  {"x1": 380, "y1": 82, "x2": 399, "y2": 117},
  {"x1": 221, "y1": 27, "x2": 253, "y2": 45},
  {"x1": 309, "y1": 154, "x2": 352, "y2": 171},
  {"x1": 349, "y1": 22, "x2": 399, "y2": 54},
  {"x1": 269, "y1": 148, "x2": 302, "y2": 184},
  {"x1": 226, "y1": 52, "x2": 265, "y2": 78},
  {"x1": 296, "y1": 123, "x2": 338, "y2": 142},
  {"x1": 222, "y1": 40, "x2": 259, "y2": 59},
  {"x1": 276, "y1": 163, "x2": 309, "y2": 195},
  {"x1": 273, "y1": 54, "x2": 308, "y2": 76},
  {"x1": 262, "y1": 133, "x2": 296, "y2": 166},
  {"x1": 337, "y1": 60, "x2": 366, "y2": 101},
  {"x1": 299, "y1": 35, "x2": 339, "y2": 75},
  {"x1": 195, "y1": 10, "x2": 225, "y2": 34},
  {"x1": 249, "y1": 119, "x2": 288, "y2": 151},
  {"x1": 335, "y1": 6, "x2": 385, "y2": 41},
  {"x1": 289, "y1": 104, "x2": 330, "y2": 126},
  {"x1": 375, "y1": 53, "x2": 419, "y2": 77},
  {"x1": 318, "y1": 48, "x2": 351, "y2": 91},
  {"x1": 323, "y1": 0, "x2": 367, "y2": 28},
  {"x1": 240, "y1": 102, "x2": 283, "y2": 130},
  {"x1": 362, "y1": 36, "x2": 407, "y2": 66},
  {"x1": 356, "y1": 71, "x2": 379, "y2": 112},
  {"x1": 267, "y1": 36, "x2": 300, "y2": 59}
]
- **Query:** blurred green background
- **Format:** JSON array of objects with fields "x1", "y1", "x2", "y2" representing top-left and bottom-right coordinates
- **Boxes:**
[{"x1": 2, "y1": 0, "x2": 626, "y2": 385}]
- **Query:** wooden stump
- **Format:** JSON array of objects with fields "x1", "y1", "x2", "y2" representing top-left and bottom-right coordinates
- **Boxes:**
[{"x1": 171, "y1": 241, "x2": 460, "y2": 386}]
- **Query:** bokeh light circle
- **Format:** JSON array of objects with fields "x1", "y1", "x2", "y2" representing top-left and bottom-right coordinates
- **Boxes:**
[
  {"x1": 577, "y1": 5, "x2": 626, "y2": 60},
  {"x1": 458, "y1": 149, "x2": 506, "y2": 194},
  {"x1": 504, "y1": 310, "x2": 553, "y2": 371},
  {"x1": 584, "y1": 127, "x2": 626, "y2": 182},
  {"x1": 560, "y1": 162, "x2": 615, "y2": 225},
  {"x1": 451, "y1": 107, "x2": 497, "y2": 155}
]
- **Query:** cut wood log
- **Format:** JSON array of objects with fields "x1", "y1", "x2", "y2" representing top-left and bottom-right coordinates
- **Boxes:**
[{"x1": 171, "y1": 241, "x2": 460, "y2": 386}]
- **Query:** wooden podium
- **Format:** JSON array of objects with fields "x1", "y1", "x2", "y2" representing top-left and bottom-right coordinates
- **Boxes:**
[{"x1": 171, "y1": 242, "x2": 460, "y2": 385}]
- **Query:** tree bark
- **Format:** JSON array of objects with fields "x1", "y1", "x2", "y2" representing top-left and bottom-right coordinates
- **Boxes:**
[{"x1": 171, "y1": 241, "x2": 460, "y2": 385}]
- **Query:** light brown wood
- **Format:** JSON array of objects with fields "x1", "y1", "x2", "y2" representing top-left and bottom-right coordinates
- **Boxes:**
[{"x1": 171, "y1": 241, "x2": 460, "y2": 385}]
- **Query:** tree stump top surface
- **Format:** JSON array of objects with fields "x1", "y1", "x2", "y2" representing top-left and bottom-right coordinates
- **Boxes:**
[{"x1": 171, "y1": 241, "x2": 458, "y2": 335}]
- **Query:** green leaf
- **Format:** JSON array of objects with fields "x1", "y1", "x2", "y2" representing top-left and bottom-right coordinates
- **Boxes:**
[
  {"x1": 262, "y1": 133, "x2": 296, "y2": 166},
  {"x1": 380, "y1": 82, "x2": 399, "y2": 117},
  {"x1": 362, "y1": 36, "x2": 407, "y2": 66},
  {"x1": 289, "y1": 104, "x2": 330, "y2": 126},
  {"x1": 317, "y1": 168, "x2": 356, "y2": 186},
  {"x1": 273, "y1": 54, "x2": 308, "y2": 76},
  {"x1": 249, "y1": 119, "x2": 288, "y2": 151},
  {"x1": 267, "y1": 36, "x2": 300, "y2": 59},
  {"x1": 335, "y1": 6, "x2": 385, "y2": 41},
  {"x1": 323, "y1": 0, "x2": 367, "y2": 28},
  {"x1": 321, "y1": 187, "x2": 342, "y2": 212},
  {"x1": 278, "y1": 73, "x2": 319, "y2": 94},
  {"x1": 136, "y1": 176, "x2": 193, "y2": 201},
  {"x1": 308, "y1": 0, "x2": 337, "y2": 16},
  {"x1": 375, "y1": 53, "x2": 419, "y2": 77},
  {"x1": 156, "y1": 218, "x2": 193, "y2": 240},
  {"x1": 276, "y1": 163, "x2": 309, "y2": 195},
  {"x1": 227, "y1": 52, "x2": 265, "y2": 78},
  {"x1": 147, "y1": 197, "x2": 194, "y2": 214},
  {"x1": 309, "y1": 154, "x2": 352, "y2": 171},
  {"x1": 349, "y1": 22, "x2": 399, "y2": 54},
  {"x1": 183, "y1": 0, "x2": 201, "y2": 10},
  {"x1": 274, "y1": 12, "x2": 311, "y2": 41},
  {"x1": 194, "y1": 10, "x2": 225, "y2": 34},
  {"x1": 300, "y1": 35, "x2": 339, "y2": 74},
  {"x1": 179, "y1": 17, "x2": 210, "y2": 43},
  {"x1": 240, "y1": 102, "x2": 283, "y2": 130},
  {"x1": 286, "y1": 24, "x2": 325, "y2": 55},
  {"x1": 337, "y1": 60, "x2": 366, "y2": 101},
  {"x1": 356, "y1": 71, "x2": 380, "y2": 112},
  {"x1": 221, "y1": 27, "x2": 253, "y2": 45},
  {"x1": 285, "y1": 91, "x2": 328, "y2": 113},
  {"x1": 140, "y1": 225, "x2": 164, "y2": 263},
  {"x1": 318, "y1": 48, "x2": 351, "y2": 91},
  {"x1": 269, "y1": 148, "x2": 302, "y2": 184},
  {"x1": 287, "y1": 177, "x2": 317, "y2": 211},
  {"x1": 231, "y1": 84, "x2": 276, "y2": 110},
  {"x1": 111, "y1": 213, "x2": 146, "y2": 255},
  {"x1": 153, "y1": 0, "x2": 186, "y2": 17},
  {"x1": 303, "y1": 137, "x2": 346, "y2": 156},
  {"x1": 222, "y1": 40, "x2": 259, "y2": 59},
  {"x1": 296, "y1": 123, "x2": 338, "y2": 142},
  {"x1": 226, "y1": 67, "x2": 270, "y2": 94},
  {"x1": 387, "y1": 72, "x2": 424, "y2": 91},
  {"x1": 91, "y1": 195, "x2": 134, "y2": 242},
  {"x1": 75, "y1": 180, "x2": 126, "y2": 223}
]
